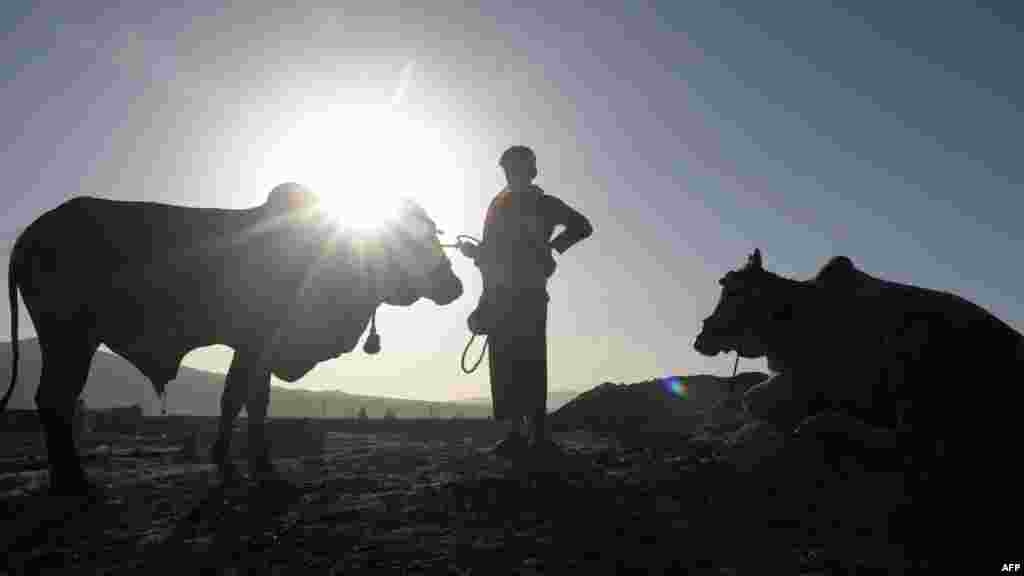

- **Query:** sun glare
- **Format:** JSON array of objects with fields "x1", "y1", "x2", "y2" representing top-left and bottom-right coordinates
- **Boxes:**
[
  {"x1": 264, "y1": 103, "x2": 459, "y2": 234},
  {"x1": 251, "y1": 61, "x2": 466, "y2": 236},
  {"x1": 266, "y1": 106, "x2": 393, "y2": 230}
]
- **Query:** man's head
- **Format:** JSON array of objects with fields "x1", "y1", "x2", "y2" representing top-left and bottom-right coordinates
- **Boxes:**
[{"x1": 499, "y1": 145, "x2": 537, "y2": 191}]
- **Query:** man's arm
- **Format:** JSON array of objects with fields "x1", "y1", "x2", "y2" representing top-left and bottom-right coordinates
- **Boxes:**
[
  {"x1": 460, "y1": 194, "x2": 504, "y2": 264},
  {"x1": 547, "y1": 198, "x2": 593, "y2": 254}
]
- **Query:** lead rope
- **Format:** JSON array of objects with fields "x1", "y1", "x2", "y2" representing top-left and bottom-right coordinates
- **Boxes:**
[
  {"x1": 440, "y1": 234, "x2": 489, "y2": 374},
  {"x1": 461, "y1": 333, "x2": 488, "y2": 374}
]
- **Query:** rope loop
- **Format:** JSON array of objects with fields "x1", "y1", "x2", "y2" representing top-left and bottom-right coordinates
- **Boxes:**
[
  {"x1": 438, "y1": 232, "x2": 488, "y2": 373},
  {"x1": 461, "y1": 333, "x2": 488, "y2": 374},
  {"x1": 440, "y1": 234, "x2": 482, "y2": 249}
]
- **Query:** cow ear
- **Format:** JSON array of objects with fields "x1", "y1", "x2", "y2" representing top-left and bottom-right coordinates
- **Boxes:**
[
  {"x1": 397, "y1": 197, "x2": 432, "y2": 227},
  {"x1": 397, "y1": 197, "x2": 416, "y2": 214},
  {"x1": 750, "y1": 248, "x2": 763, "y2": 270}
]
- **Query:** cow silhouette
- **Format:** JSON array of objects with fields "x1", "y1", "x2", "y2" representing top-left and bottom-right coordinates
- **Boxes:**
[
  {"x1": 3, "y1": 183, "x2": 463, "y2": 495},
  {"x1": 694, "y1": 248, "x2": 1023, "y2": 562}
]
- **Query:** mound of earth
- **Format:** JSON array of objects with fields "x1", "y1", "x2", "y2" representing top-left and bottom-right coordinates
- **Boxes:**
[{"x1": 549, "y1": 372, "x2": 768, "y2": 443}]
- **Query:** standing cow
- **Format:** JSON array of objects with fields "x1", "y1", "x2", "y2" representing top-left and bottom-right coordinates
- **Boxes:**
[{"x1": 3, "y1": 183, "x2": 463, "y2": 495}]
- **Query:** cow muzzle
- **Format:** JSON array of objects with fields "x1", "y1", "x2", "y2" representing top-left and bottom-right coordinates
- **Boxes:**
[
  {"x1": 694, "y1": 331, "x2": 723, "y2": 356},
  {"x1": 694, "y1": 319, "x2": 726, "y2": 356},
  {"x1": 427, "y1": 266, "x2": 463, "y2": 305}
]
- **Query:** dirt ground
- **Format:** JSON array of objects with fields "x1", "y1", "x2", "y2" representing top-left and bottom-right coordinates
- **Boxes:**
[{"x1": 1, "y1": 418, "x2": 914, "y2": 574}]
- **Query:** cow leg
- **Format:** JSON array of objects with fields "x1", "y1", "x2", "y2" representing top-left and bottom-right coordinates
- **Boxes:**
[
  {"x1": 35, "y1": 341, "x2": 97, "y2": 496},
  {"x1": 244, "y1": 366, "x2": 277, "y2": 483},
  {"x1": 210, "y1": 353, "x2": 250, "y2": 484}
]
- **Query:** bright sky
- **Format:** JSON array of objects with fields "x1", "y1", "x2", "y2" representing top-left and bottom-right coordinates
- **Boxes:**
[{"x1": 2, "y1": 1, "x2": 1022, "y2": 401}]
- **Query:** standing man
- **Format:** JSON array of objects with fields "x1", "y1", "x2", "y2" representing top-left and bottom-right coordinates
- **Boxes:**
[{"x1": 460, "y1": 146, "x2": 593, "y2": 456}]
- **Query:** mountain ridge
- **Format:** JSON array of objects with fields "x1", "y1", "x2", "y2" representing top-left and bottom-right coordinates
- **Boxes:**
[
  {"x1": 2, "y1": 339, "x2": 765, "y2": 424},
  {"x1": 0, "y1": 339, "x2": 494, "y2": 418}
]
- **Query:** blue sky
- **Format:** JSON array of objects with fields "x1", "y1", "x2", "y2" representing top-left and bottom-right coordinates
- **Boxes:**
[{"x1": 2, "y1": 1, "x2": 1021, "y2": 400}]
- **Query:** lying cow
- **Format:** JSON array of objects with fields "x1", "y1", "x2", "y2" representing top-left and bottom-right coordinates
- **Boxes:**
[
  {"x1": 695, "y1": 249, "x2": 1022, "y2": 436},
  {"x1": 3, "y1": 183, "x2": 463, "y2": 495},
  {"x1": 694, "y1": 248, "x2": 1022, "y2": 561}
]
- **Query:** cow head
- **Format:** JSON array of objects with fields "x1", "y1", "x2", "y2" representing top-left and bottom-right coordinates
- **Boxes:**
[
  {"x1": 694, "y1": 249, "x2": 791, "y2": 359},
  {"x1": 258, "y1": 184, "x2": 463, "y2": 381},
  {"x1": 365, "y1": 199, "x2": 463, "y2": 308}
]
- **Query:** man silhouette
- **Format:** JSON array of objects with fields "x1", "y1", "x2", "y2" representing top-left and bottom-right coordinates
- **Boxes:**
[{"x1": 460, "y1": 145, "x2": 592, "y2": 456}]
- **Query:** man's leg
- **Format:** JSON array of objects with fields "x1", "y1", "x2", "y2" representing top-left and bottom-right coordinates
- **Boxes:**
[
  {"x1": 528, "y1": 301, "x2": 556, "y2": 450},
  {"x1": 488, "y1": 333, "x2": 529, "y2": 457},
  {"x1": 490, "y1": 417, "x2": 528, "y2": 457}
]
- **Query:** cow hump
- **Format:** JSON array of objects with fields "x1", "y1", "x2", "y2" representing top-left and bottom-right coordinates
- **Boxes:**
[{"x1": 266, "y1": 182, "x2": 319, "y2": 212}]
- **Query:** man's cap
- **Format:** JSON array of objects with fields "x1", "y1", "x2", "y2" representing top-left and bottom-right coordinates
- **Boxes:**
[{"x1": 499, "y1": 145, "x2": 536, "y2": 169}]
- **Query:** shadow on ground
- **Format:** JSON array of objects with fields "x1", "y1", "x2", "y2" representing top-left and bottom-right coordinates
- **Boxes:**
[{"x1": 1, "y1": 417, "x2": 915, "y2": 574}]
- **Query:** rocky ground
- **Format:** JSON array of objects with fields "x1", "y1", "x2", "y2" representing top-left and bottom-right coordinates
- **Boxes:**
[{"x1": 0, "y1": 414, "x2": 920, "y2": 575}]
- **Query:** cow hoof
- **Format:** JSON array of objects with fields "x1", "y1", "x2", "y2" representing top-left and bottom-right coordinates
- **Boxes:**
[
  {"x1": 256, "y1": 476, "x2": 297, "y2": 496},
  {"x1": 216, "y1": 462, "x2": 241, "y2": 487},
  {"x1": 49, "y1": 477, "x2": 103, "y2": 500},
  {"x1": 250, "y1": 465, "x2": 286, "y2": 486}
]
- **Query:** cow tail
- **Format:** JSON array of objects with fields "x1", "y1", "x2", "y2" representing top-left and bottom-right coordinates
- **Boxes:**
[{"x1": 1, "y1": 237, "x2": 20, "y2": 412}]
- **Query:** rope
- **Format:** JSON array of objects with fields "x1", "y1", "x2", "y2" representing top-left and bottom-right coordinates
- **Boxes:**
[
  {"x1": 461, "y1": 333, "x2": 488, "y2": 374},
  {"x1": 732, "y1": 353, "x2": 740, "y2": 377},
  {"x1": 440, "y1": 234, "x2": 489, "y2": 374},
  {"x1": 440, "y1": 234, "x2": 482, "y2": 249}
]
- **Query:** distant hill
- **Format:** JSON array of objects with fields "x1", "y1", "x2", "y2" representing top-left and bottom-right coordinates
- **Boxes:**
[
  {"x1": 0, "y1": 339, "x2": 223, "y2": 415},
  {"x1": 457, "y1": 389, "x2": 583, "y2": 413},
  {"x1": 1, "y1": 339, "x2": 769, "y2": 426},
  {"x1": 0, "y1": 339, "x2": 492, "y2": 419}
]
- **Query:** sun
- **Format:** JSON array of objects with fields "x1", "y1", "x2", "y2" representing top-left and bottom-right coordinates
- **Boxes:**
[
  {"x1": 272, "y1": 105, "x2": 459, "y2": 231},
  {"x1": 262, "y1": 99, "x2": 459, "y2": 233},
  {"x1": 255, "y1": 61, "x2": 465, "y2": 235},
  {"x1": 264, "y1": 105, "x2": 399, "y2": 230}
]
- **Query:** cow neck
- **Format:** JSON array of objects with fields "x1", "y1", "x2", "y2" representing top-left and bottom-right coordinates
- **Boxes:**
[{"x1": 767, "y1": 277, "x2": 822, "y2": 370}]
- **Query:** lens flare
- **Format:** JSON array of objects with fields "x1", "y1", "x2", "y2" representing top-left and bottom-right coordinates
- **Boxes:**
[
  {"x1": 320, "y1": 192, "x2": 404, "y2": 232},
  {"x1": 662, "y1": 376, "x2": 689, "y2": 399}
]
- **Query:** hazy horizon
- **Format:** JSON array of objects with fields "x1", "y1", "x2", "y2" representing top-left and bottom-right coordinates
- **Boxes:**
[{"x1": 3, "y1": 1, "x2": 1022, "y2": 402}]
